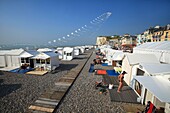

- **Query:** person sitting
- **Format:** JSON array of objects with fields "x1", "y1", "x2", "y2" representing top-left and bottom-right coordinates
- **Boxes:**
[
  {"x1": 95, "y1": 79, "x2": 103, "y2": 89},
  {"x1": 93, "y1": 59, "x2": 97, "y2": 65},
  {"x1": 99, "y1": 87, "x2": 108, "y2": 95}
]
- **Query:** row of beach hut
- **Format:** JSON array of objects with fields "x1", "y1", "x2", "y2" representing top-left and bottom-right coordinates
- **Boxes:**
[
  {"x1": 0, "y1": 45, "x2": 93, "y2": 72},
  {"x1": 98, "y1": 41, "x2": 170, "y2": 113}
]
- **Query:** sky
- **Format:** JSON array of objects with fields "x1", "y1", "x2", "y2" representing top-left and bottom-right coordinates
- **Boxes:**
[{"x1": 0, "y1": 0, "x2": 170, "y2": 46}]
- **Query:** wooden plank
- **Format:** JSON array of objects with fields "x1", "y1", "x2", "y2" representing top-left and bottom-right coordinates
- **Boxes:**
[
  {"x1": 35, "y1": 100, "x2": 58, "y2": 106},
  {"x1": 29, "y1": 105, "x2": 54, "y2": 113},
  {"x1": 55, "y1": 82, "x2": 71, "y2": 86},
  {"x1": 38, "y1": 98, "x2": 58, "y2": 102}
]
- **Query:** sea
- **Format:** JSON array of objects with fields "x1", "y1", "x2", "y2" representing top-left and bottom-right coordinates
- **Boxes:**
[{"x1": 0, "y1": 43, "x2": 91, "y2": 50}]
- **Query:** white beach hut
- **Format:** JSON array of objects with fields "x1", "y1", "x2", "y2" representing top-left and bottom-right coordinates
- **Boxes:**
[
  {"x1": 110, "y1": 51, "x2": 125, "y2": 67},
  {"x1": 79, "y1": 46, "x2": 85, "y2": 54},
  {"x1": 76, "y1": 46, "x2": 85, "y2": 54},
  {"x1": 134, "y1": 76, "x2": 170, "y2": 112},
  {"x1": 63, "y1": 47, "x2": 74, "y2": 61},
  {"x1": 74, "y1": 48, "x2": 80, "y2": 56},
  {"x1": 56, "y1": 47, "x2": 64, "y2": 60},
  {"x1": 122, "y1": 53, "x2": 160, "y2": 86},
  {"x1": 19, "y1": 50, "x2": 39, "y2": 68},
  {"x1": 33, "y1": 51, "x2": 59, "y2": 71},
  {"x1": 132, "y1": 63, "x2": 170, "y2": 106}
]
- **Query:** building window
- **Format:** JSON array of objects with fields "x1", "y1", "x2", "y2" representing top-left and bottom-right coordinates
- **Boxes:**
[{"x1": 165, "y1": 32, "x2": 168, "y2": 38}]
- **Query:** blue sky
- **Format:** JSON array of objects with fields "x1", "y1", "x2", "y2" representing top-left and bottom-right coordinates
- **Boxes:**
[{"x1": 0, "y1": 0, "x2": 170, "y2": 46}]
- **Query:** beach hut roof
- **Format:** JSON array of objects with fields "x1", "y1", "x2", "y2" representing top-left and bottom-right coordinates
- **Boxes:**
[
  {"x1": 37, "y1": 48, "x2": 54, "y2": 52},
  {"x1": 33, "y1": 51, "x2": 58, "y2": 59},
  {"x1": 134, "y1": 41, "x2": 170, "y2": 52},
  {"x1": 134, "y1": 76, "x2": 170, "y2": 103},
  {"x1": 63, "y1": 47, "x2": 74, "y2": 53},
  {"x1": 19, "y1": 50, "x2": 39, "y2": 58},
  {"x1": 139, "y1": 63, "x2": 170, "y2": 75},
  {"x1": 0, "y1": 50, "x2": 10, "y2": 55},
  {"x1": 126, "y1": 53, "x2": 159, "y2": 65},
  {"x1": 56, "y1": 47, "x2": 63, "y2": 50},
  {"x1": 0, "y1": 49, "x2": 24, "y2": 55},
  {"x1": 111, "y1": 51, "x2": 125, "y2": 61}
]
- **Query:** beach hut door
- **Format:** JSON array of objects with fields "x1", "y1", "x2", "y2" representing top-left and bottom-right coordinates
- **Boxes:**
[{"x1": 30, "y1": 59, "x2": 34, "y2": 68}]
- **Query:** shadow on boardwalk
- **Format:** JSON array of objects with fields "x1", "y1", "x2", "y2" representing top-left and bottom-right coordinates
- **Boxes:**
[{"x1": 52, "y1": 64, "x2": 78, "y2": 74}]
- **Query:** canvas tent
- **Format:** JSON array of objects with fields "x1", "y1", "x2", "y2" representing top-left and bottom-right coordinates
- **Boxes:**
[
  {"x1": 0, "y1": 50, "x2": 9, "y2": 67},
  {"x1": 0, "y1": 49, "x2": 24, "y2": 68}
]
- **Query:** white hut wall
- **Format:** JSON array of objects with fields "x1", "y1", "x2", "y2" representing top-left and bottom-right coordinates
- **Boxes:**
[
  {"x1": 0, "y1": 55, "x2": 6, "y2": 67},
  {"x1": 145, "y1": 89, "x2": 154, "y2": 105},
  {"x1": 153, "y1": 96, "x2": 165, "y2": 108},
  {"x1": 58, "y1": 50, "x2": 63, "y2": 59},
  {"x1": 122, "y1": 56, "x2": 133, "y2": 85},
  {"x1": 74, "y1": 49, "x2": 79, "y2": 56},
  {"x1": 50, "y1": 56, "x2": 59, "y2": 69},
  {"x1": 165, "y1": 103, "x2": 170, "y2": 113},
  {"x1": 160, "y1": 52, "x2": 170, "y2": 64},
  {"x1": 6, "y1": 55, "x2": 20, "y2": 67}
]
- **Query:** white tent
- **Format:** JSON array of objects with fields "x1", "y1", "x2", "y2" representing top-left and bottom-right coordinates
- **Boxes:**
[
  {"x1": 122, "y1": 53, "x2": 160, "y2": 85},
  {"x1": 33, "y1": 51, "x2": 59, "y2": 71},
  {"x1": 0, "y1": 50, "x2": 9, "y2": 67},
  {"x1": 134, "y1": 76, "x2": 170, "y2": 105},
  {"x1": 0, "y1": 49, "x2": 24, "y2": 68},
  {"x1": 133, "y1": 41, "x2": 170, "y2": 64},
  {"x1": 63, "y1": 47, "x2": 74, "y2": 61}
]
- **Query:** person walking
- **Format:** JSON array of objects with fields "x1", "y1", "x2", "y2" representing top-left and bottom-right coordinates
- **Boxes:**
[{"x1": 117, "y1": 71, "x2": 127, "y2": 93}]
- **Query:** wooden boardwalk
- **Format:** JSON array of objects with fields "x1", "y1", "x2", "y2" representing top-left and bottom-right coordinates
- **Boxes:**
[{"x1": 27, "y1": 51, "x2": 93, "y2": 113}]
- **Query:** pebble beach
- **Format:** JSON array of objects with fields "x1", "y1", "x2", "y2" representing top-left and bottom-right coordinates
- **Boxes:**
[{"x1": 0, "y1": 49, "x2": 144, "y2": 113}]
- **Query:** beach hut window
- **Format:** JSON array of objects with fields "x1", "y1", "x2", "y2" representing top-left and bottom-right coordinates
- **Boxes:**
[
  {"x1": 135, "y1": 80, "x2": 142, "y2": 96},
  {"x1": 36, "y1": 59, "x2": 40, "y2": 64},
  {"x1": 25, "y1": 58, "x2": 29, "y2": 63},
  {"x1": 46, "y1": 58, "x2": 50, "y2": 64},
  {"x1": 41, "y1": 59, "x2": 45, "y2": 64},
  {"x1": 21, "y1": 58, "x2": 25, "y2": 63},
  {"x1": 67, "y1": 53, "x2": 72, "y2": 56}
]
